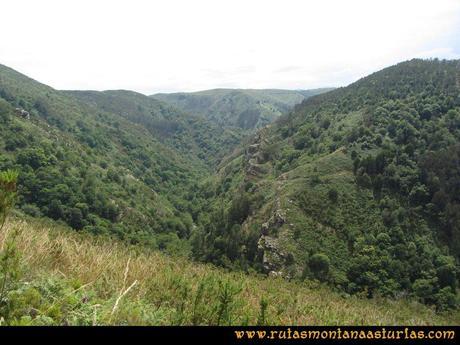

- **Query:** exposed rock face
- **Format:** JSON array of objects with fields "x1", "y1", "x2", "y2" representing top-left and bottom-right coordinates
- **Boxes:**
[
  {"x1": 243, "y1": 126, "x2": 292, "y2": 276},
  {"x1": 268, "y1": 270, "x2": 283, "y2": 278},
  {"x1": 243, "y1": 128, "x2": 270, "y2": 179},
  {"x1": 15, "y1": 107, "x2": 30, "y2": 120},
  {"x1": 247, "y1": 143, "x2": 259, "y2": 154},
  {"x1": 261, "y1": 221, "x2": 270, "y2": 235},
  {"x1": 274, "y1": 209, "x2": 286, "y2": 227},
  {"x1": 246, "y1": 159, "x2": 267, "y2": 177},
  {"x1": 257, "y1": 235, "x2": 287, "y2": 274},
  {"x1": 256, "y1": 173, "x2": 292, "y2": 276}
]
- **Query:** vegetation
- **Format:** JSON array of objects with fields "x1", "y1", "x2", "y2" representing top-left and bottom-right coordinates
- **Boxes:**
[
  {"x1": 193, "y1": 59, "x2": 460, "y2": 312},
  {"x1": 0, "y1": 216, "x2": 457, "y2": 325},
  {"x1": 0, "y1": 64, "x2": 227, "y2": 253},
  {"x1": 153, "y1": 88, "x2": 333, "y2": 130},
  {"x1": 0, "y1": 170, "x2": 18, "y2": 230},
  {"x1": 0, "y1": 169, "x2": 20, "y2": 317},
  {"x1": 66, "y1": 90, "x2": 243, "y2": 166},
  {"x1": 1, "y1": 59, "x2": 459, "y2": 324}
]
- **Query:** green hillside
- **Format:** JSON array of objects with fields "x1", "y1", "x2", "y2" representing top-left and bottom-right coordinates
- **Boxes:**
[
  {"x1": 66, "y1": 90, "x2": 243, "y2": 166},
  {"x1": 1, "y1": 59, "x2": 459, "y2": 324},
  {"x1": 153, "y1": 88, "x2": 333, "y2": 130},
  {"x1": 192, "y1": 59, "x2": 460, "y2": 312},
  {"x1": 0, "y1": 64, "x2": 217, "y2": 252}
]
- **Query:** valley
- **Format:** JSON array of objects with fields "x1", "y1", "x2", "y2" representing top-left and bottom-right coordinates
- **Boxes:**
[{"x1": 1, "y1": 59, "x2": 459, "y2": 325}]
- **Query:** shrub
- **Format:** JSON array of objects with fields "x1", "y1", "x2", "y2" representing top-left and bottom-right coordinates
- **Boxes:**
[
  {"x1": 308, "y1": 253, "x2": 330, "y2": 281},
  {"x1": 0, "y1": 170, "x2": 19, "y2": 230},
  {"x1": 327, "y1": 188, "x2": 339, "y2": 203},
  {"x1": 0, "y1": 169, "x2": 20, "y2": 318}
]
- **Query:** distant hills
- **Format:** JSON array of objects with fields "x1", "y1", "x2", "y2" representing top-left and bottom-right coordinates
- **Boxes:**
[
  {"x1": 65, "y1": 89, "x2": 243, "y2": 167},
  {"x1": 152, "y1": 88, "x2": 333, "y2": 130}
]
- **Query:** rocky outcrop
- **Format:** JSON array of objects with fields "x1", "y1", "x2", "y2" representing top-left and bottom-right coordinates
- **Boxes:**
[
  {"x1": 246, "y1": 158, "x2": 267, "y2": 177},
  {"x1": 243, "y1": 128, "x2": 270, "y2": 179},
  {"x1": 247, "y1": 143, "x2": 260, "y2": 154},
  {"x1": 256, "y1": 168, "x2": 293, "y2": 275},
  {"x1": 15, "y1": 107, "x2": 30, "y2": 120},
  {"x1": 257, "y1": 235, "x2": 288, "y2": 274}
]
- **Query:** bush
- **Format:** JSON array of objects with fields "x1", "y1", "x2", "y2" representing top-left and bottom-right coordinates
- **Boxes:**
[
  {"x1": 434, "y1": 287, "x2": 458, "y2": 311},
  {"x1": 327, "y1": 188, "x2": 339, "y2": 203},
  {"x1": 0, "y1": 170, "x2": 19, "y2": 229},
  {"x1": 308, "y1": 253, "x2": 330, "y2": 281},
  {"x1": 21, "y1": 204, "x2": 42, "y2": 217},
  {"x1": 0, "y1": 169, "x2": 21, "y2": 318}
]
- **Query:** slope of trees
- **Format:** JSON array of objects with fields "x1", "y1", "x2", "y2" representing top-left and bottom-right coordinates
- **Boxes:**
[
  {"x1": 0, "y1": 64, "x2": 209, "y2": 253},
  {"x1": 1, "y1": 59, "x2": 459, "y2": 312},
  {"x1": 195, "y1": 59, "x2": 460, "y2": 310}
]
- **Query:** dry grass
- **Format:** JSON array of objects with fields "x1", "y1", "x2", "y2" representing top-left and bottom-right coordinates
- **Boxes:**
[{"x1": 1, "y1": 216, "x2": 458, "y2": 325}]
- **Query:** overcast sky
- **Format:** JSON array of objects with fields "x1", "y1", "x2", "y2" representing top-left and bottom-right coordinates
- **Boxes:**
[{"x1": 1, "y1": 0, "x2": 459, "y2": 94}]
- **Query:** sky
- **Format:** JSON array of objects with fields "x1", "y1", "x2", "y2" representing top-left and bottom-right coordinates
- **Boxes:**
[{"x1": 1, "y1": 0, "x2": 459, "y2": 94}]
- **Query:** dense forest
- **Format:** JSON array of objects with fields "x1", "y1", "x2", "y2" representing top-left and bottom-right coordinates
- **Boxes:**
[
  {"x1": 0, "y1": 63, "x2": 233, "y2": 253},
  {"x1": 1, "y1": 59, "x2": 459, "y2": 320},
  {"x1": 191, "y1": 59, "x2": 460, "y2": 311}
]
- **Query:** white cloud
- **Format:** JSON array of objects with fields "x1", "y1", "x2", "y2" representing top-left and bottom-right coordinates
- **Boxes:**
[{"x1": 1, "y1": 0, "x2": 459, "y2": 94}]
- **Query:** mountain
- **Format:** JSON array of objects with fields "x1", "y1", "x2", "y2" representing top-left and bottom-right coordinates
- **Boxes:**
[
  {"x1": 0, "y1": 63, "x2": 231, "y2": 251},
  {"x1": 65, "y1": 89, "x2": 243, "y2": 167},
  {"x1": 152, "y1": 88, "x2": 333, "y2": 130},
  {"x1": 192, "y1": 59, "x2": 460, "y2": 311},
  {"x1": 1, "y1": 59, "x2": 459, "y2": 315},
  {"x1": 0, "y1": 64, "x2": 316, "y2": 254}
]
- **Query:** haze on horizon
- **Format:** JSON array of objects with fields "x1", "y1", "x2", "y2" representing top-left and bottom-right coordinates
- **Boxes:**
[{"x1": 1, "y1": 0, "x2": 459, "y2": 95}]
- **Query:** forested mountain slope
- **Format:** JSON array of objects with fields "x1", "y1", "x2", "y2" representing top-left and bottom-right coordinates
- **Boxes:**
[
  {"x1": 1, "y1": 59, "x2": 459, "y2": 313},
  {"x1": 0, "y1": 64, "x2": 316, "y2": 257},
  {"x1": 192, "y1": 59, "x2": 460, "y2": 311},
  {"x1": 66, "y1": 90, "x2": 242, "y2": 166},
  {"x1": 153, "y1": 88, "x2": 333, "y2": 130},
  {"x1": 0, "y1": 64, "x2": 220, "y2": 251}
]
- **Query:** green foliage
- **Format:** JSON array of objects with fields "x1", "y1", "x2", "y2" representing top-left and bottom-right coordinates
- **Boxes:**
[
  {"x1": 215, "y1": 280, "x2": 242, "y2": 325},
  {"x1": 67, "y1": 90, "x2": 243, "y2": 167},
  {"x1": 0, "y1": 170, "x2": 21, "y2": 318},
  {"x1": 308, "y1": 253, "x2": 330, "y2": 281},
  {"x1": 0, "y1": 170, "x2": 18, "y2": 230},
  {"x1": 206, "y1": 59, "x2": 460, "y2": 311},
  {"x1": 327, "y1": 188, "x2": 339, "y2": 203},
  {"x1": 2, "y1": 59, "x2": 460, "y2": 317},
  {"x1": 257, "y1": 297, "x2": 269, "y2": 326},
  {"x1": 0, "y1": 64, "x2": 223, "y2": 252},
  {"x1": 154, "y1": 88, "x2": 332, "y2": 131},
  {"x1": 191, "y1": 192, "x2": 258, "y2": 269},
  {"x1": 0, "y1": 228, "x2": 22, "y2": 319}
]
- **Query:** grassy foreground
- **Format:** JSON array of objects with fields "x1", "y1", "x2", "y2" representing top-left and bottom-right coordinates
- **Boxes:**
[{"x1": 0, "y1": 216, "x2": 458, "y2": 325}]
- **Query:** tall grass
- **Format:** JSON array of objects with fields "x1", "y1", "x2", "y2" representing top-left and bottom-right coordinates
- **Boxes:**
[{"x1": 0, "y1": 216, "x2": 458, "y2": 325}]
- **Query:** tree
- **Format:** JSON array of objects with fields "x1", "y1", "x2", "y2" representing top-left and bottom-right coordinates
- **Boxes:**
[
  {"x1": 0, "y1": 98, "x2": 12, "y2": 123},
  {"x1": 227, "y1": 193, "x2": 250, "y2": 225},
  {"x1": 434, "y1": 287, "x2": 457, "y2": 311},
  {"x1": 16, "y1": 148, "x2": 49, "y2": 170},
  {"x1": 327, "y1": 188, "x2": 339, "y2": 203},
  {"x1": 308, "y1": 253, "x2": 330, "y2": 281},
  {"x1": 0, "y1": 170, "x2": 20, "y2": 316},
  {"x1": 435, "y1": 256, "x2": 457, "y2": 290},
  {"x1": 68, "y1": 207, "x2": 85, "y2": 230},
  {"x1": 0, "y1": 170, "x2": 19, "y2": 230}
]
